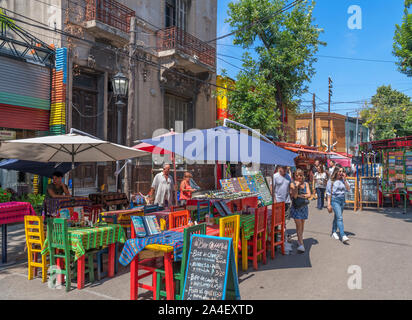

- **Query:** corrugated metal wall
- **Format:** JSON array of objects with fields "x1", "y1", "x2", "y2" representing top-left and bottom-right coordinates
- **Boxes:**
[{"x1": 0, "y1": 55, "x2": 51, "y2": 130}]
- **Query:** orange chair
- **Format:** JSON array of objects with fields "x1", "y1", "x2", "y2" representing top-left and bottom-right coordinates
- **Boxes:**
[
  {"x1": 169, "y1": 210, "x2": 190, "y2": 229},
  {"x1": 247, "y1": 206, "x2": 268, "y2": 270},
  {"x1": 268, "y1": 202, "x2": 285, "y2": 259}
]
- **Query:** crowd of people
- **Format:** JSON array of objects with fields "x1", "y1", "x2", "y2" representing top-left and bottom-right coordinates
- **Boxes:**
[{"x1": 273, "y1": 159, "x2": 351, "y2": 253}]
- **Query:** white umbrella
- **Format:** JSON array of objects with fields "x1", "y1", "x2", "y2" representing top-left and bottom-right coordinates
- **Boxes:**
[{"x1": 0, "y1": 133, "x2": 149, "y2": 195}]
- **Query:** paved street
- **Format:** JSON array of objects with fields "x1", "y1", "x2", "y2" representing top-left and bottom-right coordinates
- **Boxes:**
[{"x1": 1, "y1": 202, "x2": 412, "y2": 300}]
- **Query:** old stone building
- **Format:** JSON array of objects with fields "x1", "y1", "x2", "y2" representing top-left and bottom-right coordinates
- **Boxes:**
[{"x1": 2, "y1": 0, "x2": 218, "y2": 195}]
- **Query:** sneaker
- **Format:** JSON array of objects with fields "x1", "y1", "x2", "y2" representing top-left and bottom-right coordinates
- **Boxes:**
[
  {"x1": 342, "y1": 235, "x2": 349, "y2": 243},
  {"x1": 331, "y1": 232, "x2": 339, "y2": 240},
  {"x1": 297, "y1": 244, "x2": 305, "y2": 253}
]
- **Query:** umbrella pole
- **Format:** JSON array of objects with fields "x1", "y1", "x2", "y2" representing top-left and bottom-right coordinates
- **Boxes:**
[
  {"x1": 173, "y1": 153, "x2": 177, "y2": 206},
  {"x1": 72, "y1": 145, "x2": 75, "y2": 197}
]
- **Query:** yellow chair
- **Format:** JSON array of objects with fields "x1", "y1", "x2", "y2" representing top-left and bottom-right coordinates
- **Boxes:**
[
  {"x1": 24, "y1": 215, "x2": 48, "y2": 282},
  {"x1": 219, "y1": 215, "x2": 240, "y2": 270}
]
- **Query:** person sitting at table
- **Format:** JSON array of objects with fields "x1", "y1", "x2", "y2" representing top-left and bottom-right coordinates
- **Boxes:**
[
  {"x1": 180, "y1": 172, "x2": 196, "y2": 206},
  {"x1": 46, "y1": 171, "x2": 71, "y2": 198},
  {"x1": 148, "y1": 164, "x2": 175, "y2": 207}
]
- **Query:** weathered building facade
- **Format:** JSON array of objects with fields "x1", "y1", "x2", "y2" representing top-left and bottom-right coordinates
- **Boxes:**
[{"x1": 2, "y1": 0, "x2": 218, "y2": 195}]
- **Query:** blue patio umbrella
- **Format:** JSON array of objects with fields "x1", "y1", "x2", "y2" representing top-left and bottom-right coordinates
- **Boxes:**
[
  {"x1": 0, "y1": 159, "x2": 77, "y2": 178},
  {"x1": 141, "y1": 126, "x2": 297, "y2": 166}
]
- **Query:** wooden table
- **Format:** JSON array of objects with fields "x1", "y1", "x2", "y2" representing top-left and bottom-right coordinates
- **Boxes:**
[
  {"x1": 0, "y1": 202, "x2": 36, "y2": 264},
  {"x1": 42, "y1": 223, "x2": 126, "y2": 289},
  {"x1": 128, "y1": 223, "x2": 219, "y2": 300},
  {"x1": 100, "y1": 207, "x2": 145, "y2": 231}
]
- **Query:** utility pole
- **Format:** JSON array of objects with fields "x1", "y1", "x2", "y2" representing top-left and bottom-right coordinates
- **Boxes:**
[
  {"x1": 312, "y1": 93, "x2": 316, "y2": 147},
  {"x1": 328, "y1": 77, "x2": 333, "y2": 151},
  {"x1": 124, "y1": 16, "x2": 136, "y2": 199},
  {"x1": 355, "y1": 109, "x2": 360, "y2": 157}
]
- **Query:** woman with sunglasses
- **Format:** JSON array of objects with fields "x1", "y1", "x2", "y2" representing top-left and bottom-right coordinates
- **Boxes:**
[
  {"x1": 326, "y1": 165, "x2": 351, "y2": 244},
  {"x1": 290, "y1": 168, "x2": 311, "y2": 253}
]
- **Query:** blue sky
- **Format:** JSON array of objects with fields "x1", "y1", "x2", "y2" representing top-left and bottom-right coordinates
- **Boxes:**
[{"x1": 217, "y1": 0, "x2": 411, "y2": 116}]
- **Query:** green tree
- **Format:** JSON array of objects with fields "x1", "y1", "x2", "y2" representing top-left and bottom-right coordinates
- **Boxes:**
[
  {"x1": 225, "y1": 0, "x2": 325, "y2": 136},
  {"x1": 393, "y1": 0, "x2": 412, "y2": 77},
  {"x1": 360, "y1": 85, "x2": 412, "y2": 140}
]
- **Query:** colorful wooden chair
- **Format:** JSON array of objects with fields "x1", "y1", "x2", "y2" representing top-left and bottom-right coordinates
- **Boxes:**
[
  {"x1": 219, "y1": 215, "x2": 240, "y2": 270},
  {"x1": 268, "y1": 202, "x2": 285, "y2": 259},
  {"x1": 246, "y1": 206, "x2": 268, "y2": 270},
  {"x1": 96, "y1": 213, "x2": 119, "y2": 279},
  {"x1": 155, "y1": 223, "x2": 207, "y2": 300},
  {"x1": 46, "y1": 218, "x2": 96, "y2": 291},
  {"x1": 169, "y1": 210, "x2": 190, "y2": 229},
  {"x1": 24, "y1": 215, "x2": 48, "y2": 282},
  {"x1": 192, "y1": 200, "x2": 210, "y2": 222}
]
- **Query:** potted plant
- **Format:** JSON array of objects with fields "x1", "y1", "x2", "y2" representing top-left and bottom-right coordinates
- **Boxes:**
[{"x1": 0, "y1": 187, "x2": 12, "y2": 203}]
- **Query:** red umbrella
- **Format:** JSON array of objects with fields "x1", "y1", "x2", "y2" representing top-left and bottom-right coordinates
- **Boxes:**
[{"x1": 133, "y1": 130, "x2": 178, "y2": 205}]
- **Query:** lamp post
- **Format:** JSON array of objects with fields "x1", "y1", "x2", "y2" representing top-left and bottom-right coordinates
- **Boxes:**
[{"x1": 111, "y1": 71, "x2": 129, "y2": 193}]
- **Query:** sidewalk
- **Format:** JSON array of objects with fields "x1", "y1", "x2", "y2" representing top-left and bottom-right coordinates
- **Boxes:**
[{"x1": 1, "y1": 202, "x2": 411, "y2": 300}]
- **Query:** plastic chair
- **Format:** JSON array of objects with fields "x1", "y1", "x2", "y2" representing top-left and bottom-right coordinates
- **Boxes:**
[
  {"x1": 155, "y1": 223, "x2": 207, "y2": 300},
  {"x1": 268, "y1": 202, "x2": 285, "y2": 259},
  {"x1": 246, "y1": 206, "x2": 268, "y2": 270},
  {"x1": 169, "y1": 210, "x2": 190, "y2": 229},
  {"x1": 219, "y1": 215, "x2": 240, "y2": 270},
  {"x1": 46, "y1": 218, "x2": 95, "y2": 291},
  {"x1": 24, "y1": 216, "x2": 48, "y2": 282}
]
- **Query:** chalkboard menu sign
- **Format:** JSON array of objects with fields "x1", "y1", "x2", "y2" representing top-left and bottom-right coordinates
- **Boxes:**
[
  {"x1": 345, "y1": 177, "x2": 358, "y2": 211},
  {"x1": 182, "y1": 235, "x2": 240, "y2": 300},
  {"x1": 360, "y1": 177, "x2": 379, "y2": 209}
]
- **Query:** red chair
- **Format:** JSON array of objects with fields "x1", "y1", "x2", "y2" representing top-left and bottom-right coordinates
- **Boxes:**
[
  {"x1": 169, "y1": 210, "x2": 190, "y2": 229},
  {"x1": 246, "y1": 206, "x2": 268, "y2": 270},
  {"x1": 267, "y1": 202, "x2": 285, "y2": 259},
  {"x1": 130, "y1": 225, "x2": 163, "y2": 300}
]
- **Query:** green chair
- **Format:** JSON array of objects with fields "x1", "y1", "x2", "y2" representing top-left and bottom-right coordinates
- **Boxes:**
[
  {"x1": 155, "y1": 223, "x2": 207, "y2": 300},
  {"x1": 46, "y1": 218, "x2": 96, "y2": 292}
]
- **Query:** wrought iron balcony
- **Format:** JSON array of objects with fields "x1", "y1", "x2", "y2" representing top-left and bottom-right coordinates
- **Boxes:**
[
  {"x1": 85, "y1": 0, "x2": 135, "y2": 34},
  {"x1": 157, "y1": 26, "x2": 216, "y2": 69}
]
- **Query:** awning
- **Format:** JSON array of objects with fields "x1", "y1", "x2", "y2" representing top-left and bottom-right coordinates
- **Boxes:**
[{"x1": 283, "y1": 146, "x2": 329, "y2": 155}]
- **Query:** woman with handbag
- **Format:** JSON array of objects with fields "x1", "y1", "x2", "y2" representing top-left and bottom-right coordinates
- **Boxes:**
[
  {"x1": 290, "y1": 169, "x2": 311, "y2": 253},
  {"x1": 326, "y1": 165, "x2": 351, "y2": 244}
]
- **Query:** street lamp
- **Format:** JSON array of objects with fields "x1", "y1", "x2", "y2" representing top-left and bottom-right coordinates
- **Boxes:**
[{"x1": 111, "y1": 71, "x2": 129, "y2": 193}]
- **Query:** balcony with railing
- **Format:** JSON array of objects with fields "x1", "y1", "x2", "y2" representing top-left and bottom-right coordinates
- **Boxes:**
[
  {"x1": 84, "y1": 0, "x2": 135, "y2": 44},
  {"x1": 157, "y1": 26, "x2": 216, "y2": 70}
]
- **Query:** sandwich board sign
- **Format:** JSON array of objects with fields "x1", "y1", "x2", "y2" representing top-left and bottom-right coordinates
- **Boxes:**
[{"x1": 182, "y1": 235, "x2": 240, "y2": 300}]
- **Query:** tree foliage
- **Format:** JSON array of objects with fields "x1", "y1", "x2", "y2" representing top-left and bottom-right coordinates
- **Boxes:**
[
  {"x1": 360, "y1": 85, "x2": 412, "y2": 140},
  {"x1": 224, "y1": 0, "x2": 325, "y2": 136},
  {"x1": 393, "y1": 0, "x2": 412, "y2": 77}
]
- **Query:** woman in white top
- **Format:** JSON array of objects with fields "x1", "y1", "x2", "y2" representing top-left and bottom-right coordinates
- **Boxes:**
[{"x1": 313, "y1": 164, "x2": 328, "y2": 210}]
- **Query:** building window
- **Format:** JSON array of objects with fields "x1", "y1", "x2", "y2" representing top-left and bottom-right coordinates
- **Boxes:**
[
  {"x1": 164, "y1": 93, "x2": 194, "y2": 131},
  {"x1": 321, "y1": 127, "x2": 330, "y2": 146},
  {"x1": 296, "y1": 127, "x2": 308, "y2": 145},
  {"x1": 165, "y1": 0, "x2": 188, "y2": 31},
  {"x1": 350, "y1": 130, "x2": 354, "y2": 143}
]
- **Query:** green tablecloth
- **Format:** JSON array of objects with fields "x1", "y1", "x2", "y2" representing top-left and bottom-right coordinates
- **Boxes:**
[{"x1": 41, "y1": 224, "x2": 126, "y2": 261}]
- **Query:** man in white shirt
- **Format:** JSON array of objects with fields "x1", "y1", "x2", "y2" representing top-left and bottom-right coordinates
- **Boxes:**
[
  {"x1": 148, "y1": 164, "x2": 175, "y2": 207},
  {"x1": 273, "y1": 166, "x2": 292, "y2": 216},
  {"x1": 328, "y1": 160, "x2": 336, "y2": 177}
]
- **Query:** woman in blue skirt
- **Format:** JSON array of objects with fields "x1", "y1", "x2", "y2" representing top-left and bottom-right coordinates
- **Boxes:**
[{"x1": 290, "y1": 169, "x2": 311, "y2": 253}]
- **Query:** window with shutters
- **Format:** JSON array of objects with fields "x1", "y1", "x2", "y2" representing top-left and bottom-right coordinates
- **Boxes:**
[
  {"x1": 165, "y1": 0, "x2": 189, "y2": 31},
  {"x1": 296, "y1": 128, "x2": 308, "y2": 145},
  {"x1": 321, "y1": 127, "x2": 330, "y2": 146},
  {"x1": 164, "y1": 93, "x2": 194, "y2": 131}
]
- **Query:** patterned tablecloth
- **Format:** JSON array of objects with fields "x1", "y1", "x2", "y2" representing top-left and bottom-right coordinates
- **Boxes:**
[
  {"x1": 100, "y1": 208, "x2": 145, "y2": 228},
  {"x1": 0, "y1": 202, "x2": 36, "y2": 225},
  {"x1": 43, "y1": 197, "x2": 92, "y2": 217},
  {"x1": 119, "y1": 230, "x2": 184, "y2": 266},
  {"x1": 42, "y1": 223, "x2": 126, "y2": 261}
]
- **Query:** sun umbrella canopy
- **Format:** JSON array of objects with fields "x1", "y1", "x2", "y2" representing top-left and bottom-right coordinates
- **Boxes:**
[
  {"x1": 0, "y1": 159, "x2": 77, "y2": 178},
  {"x1": 133, "y1": 131, "x2": 175, "y2": 155},
  {"x1": 0, "y1": 133, "x2": 148, "y2": 162},
  {"x1": 140, "y1": 126, "x2": 297, "y2": 166}
]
